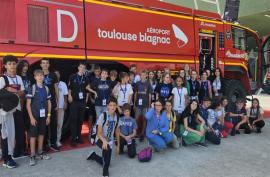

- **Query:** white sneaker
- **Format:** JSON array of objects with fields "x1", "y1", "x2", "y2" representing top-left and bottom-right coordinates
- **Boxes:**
[{"x1": 56, "y1": 142, "x2": 62, "y2": 147}]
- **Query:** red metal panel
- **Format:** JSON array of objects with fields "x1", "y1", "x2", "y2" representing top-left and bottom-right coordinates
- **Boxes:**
[{"x1": 0, "y1": 0, "x2": 15, "y2": 39}]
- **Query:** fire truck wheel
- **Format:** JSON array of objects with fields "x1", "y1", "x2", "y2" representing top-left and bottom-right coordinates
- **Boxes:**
[{"x1": 224, "y1": 80, "x2": 246, "y2": 103}]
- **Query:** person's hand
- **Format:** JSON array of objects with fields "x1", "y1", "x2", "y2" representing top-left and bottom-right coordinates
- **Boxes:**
[
  {"x1": 197, "y1": 131, "x2": 204, "y2": 137},
  {"x1": 46, "y1": 117, "x2": 50, "y2": 125},
  {"x1": 94, "y1": 91, "x2": 98, "y2": 99},
  {"x1": 102, "y1": 141, "x2": 109, "y2": 150},
  {"x1": 239, "y1": 113, "x2": 244, "y2": 117},
  {"x1": 125, "y1": 136, "x2": 130, "y2": 142},
  {"x1": 68, "y1": 95, "x2": 73, "y2": 103},
  {"x1": 152, "y1": 130, "x2": 158, "y2": 134},
  {"x1": 64, "y1": 104, "x2": 68, "y2": 110},
  {"x1": 151, "y1": 102, "x2": 155, "y2": 108},
  {"x1": 235, "y1": 124, "x2": 240, "y2": 130},
  {"x1": 6, "y1": 87, "x2": 18, "y2": 93},
  {"x1": 30, "y1": 118, "x2": 37, "y2": 126}
]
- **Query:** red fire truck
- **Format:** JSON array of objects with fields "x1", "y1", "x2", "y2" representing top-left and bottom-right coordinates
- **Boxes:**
[{"x1": 0, "y1": 0, "x2": 264, "y2": 101}]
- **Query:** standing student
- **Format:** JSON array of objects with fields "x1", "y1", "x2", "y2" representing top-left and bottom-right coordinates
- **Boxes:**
[
  {"x1": 199, "y1": 71, "x2": 212, "y2": 102},
  {"x1": 0, "y1": 55, "x2": 23, "y2": 168},
  {"x1": 180, "y1": 100, "x2": 206, "y2": 146},
  {"x1": 155, "y1": 73, "x2": 173, "y2": 103},
  {"x1": 113, "y1": 72, "x2": 133, "y2": 107},
  {"x1": 171, "y1": 76, "x2": 189, "y2": 137},
  {"x1": 87, "y1": 97, "x2": 120, "y2": 177},
  {"x1": 145, "y1": 99, "x2": 173, "y2": 152},
  {"x1": 90, "y1": 69, "x2": 112, "y2": 144},
  {"x1": 148, "y1": 71, "x2": 157, "y2": 103},
  {"x1": 188, "y1": 70, "x2": 200, "y2": 101},
  {"x1": 68, "y1": 62, "x2": 97, "y2": 147},
  {"x1": 54, "y1": 71, "x2": 68, "y2": 147},
  {"x1": 229, "y1": 98, "x2": 249, "y2": 136},
  {"x1": 165, "y1": 101, "x2": 179, "y2": 148},
  {"x1": 212, "y1": 68, "x2": 224, "y2": 101},
  {"x1": 129, "y1": 64, "x2": 140, "y2": 83},
  {"x1": 134, "y1": 70, "x2": 152, "y2": 141},
  {"x1": 109, "y1": 70, "x2": 118, "y2": 89},
  {"x1": 246, "y1": 98, "x2": 265, "y2": 133},
  {"x1": 119, "y1": 103, "x2": 137, "y2": 158},
  {"x1": 179, "y1": 69, "x2": 190, "y2": 94},
  {"x1": 40, "y1": 59, "x2": 59, "y2": 151},
  {"x1": 26, "y1": 69, "x2": 52, "y2": 166}
]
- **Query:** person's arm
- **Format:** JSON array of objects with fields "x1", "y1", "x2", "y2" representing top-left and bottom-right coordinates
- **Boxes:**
[
  {"x1": 46, "y1": 100, "x2": 51, "y2": 125},
  {"x1": 145, "y1": 108, "x2": 155, "y2": 120},
  {"x1": 68, "y1": 89, "x2": 73, "y2": 103},
  {"x1": 86, "y1": 93, "x2": 90, "y2": 104},
  {"x1": 97, "y1": 125, "x2": 109, "y2": 150},
  {"x1": 26, "y1": 98, "x2": 37, "y2": 126},
  {"x1": 159, "y1": 113, "x2": 169, "y2": 133},
  {"x1": 208, "y1": 81, "x2": 212, "y2": 98},
  {"x1": 254, "y1": 108, "x2": 264, "y2": 123},
  {"x1": 236, "y1": 115, "x2": 248, "y2": 129},
  {"x1": 64, "y1": 95, "x2": 68, "y2": 110},
  {"x1": 86, "y1": 84, "x2": 97, "y2": 98},
  {"x1": 183, "y1": 117, "x2": 202, "y2": 136},
  {"x1": 54, "y1": 83, "x2": 59, "y2": 107},
  {"x1": 115, "y1": 126, "x2": 120, "y2": 155}
]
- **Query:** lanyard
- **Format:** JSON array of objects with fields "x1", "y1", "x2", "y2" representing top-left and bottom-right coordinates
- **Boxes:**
[
  {"x1": 120, "y1": 84, "x2": 127, "y2": 99},
  {"x1": 7, "y1": 75, "x2": 18, "y2": 85},
  {"x1": 77, "y1": 75, "x2": 84, "y2": 92},
  {"x1": 101, "y1": 80, "x2": 107, "y2": 99},
  {"x1": 44, "y1": 75, "x2": 50, "y2": 86},
  {"x1": 201, "y1": 81, "x2": 208, "y2": 96},
  {"x1": 192, "y1": 80, "x2": 196, "y2": 92},
  {"x1": 188, "y1": 115, "x2": 192, "y2": 124},
  {"x1": 177, "y1": 87, "x2": 182, "y2": 106},
  {"x1": 37, "y1": 85, "x2": 46, "y2": 109}
]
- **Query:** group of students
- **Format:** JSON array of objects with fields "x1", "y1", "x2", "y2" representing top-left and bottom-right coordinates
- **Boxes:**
[{"x1": 0, "y1": 55, "x2": 266, "y2": 177}]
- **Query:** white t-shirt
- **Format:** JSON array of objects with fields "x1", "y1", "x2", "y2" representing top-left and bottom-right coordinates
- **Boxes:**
[
  {"x1": 57, "y1": 81, "x2": 68, "y2": 109},
  {"x1": 0, "y1": 75, "x2": 25, "y2": 111},
  {"x1": 115, "y1": 83, "x2": 133, "y2": 106},
  {"x1": 172, "y1": 87, "x2": 188, "y2": 113}
]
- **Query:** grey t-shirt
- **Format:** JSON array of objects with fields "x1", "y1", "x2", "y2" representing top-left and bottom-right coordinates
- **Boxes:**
[
  {"x1": 96, "y1": 111, "x2": 118, "y2": 143},
  {"x1": 119, "y1": 117, "x2": 137, "y2": 136}
]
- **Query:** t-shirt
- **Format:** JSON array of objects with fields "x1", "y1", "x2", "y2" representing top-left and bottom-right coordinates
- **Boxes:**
[
  {"x1": 188, "y1": 79, "x2": 200, "y2": 97},
  {"x1": 114, "y1": 83, "x2": 133, "y2": 106},
  {"x1": 229, "y1": 105, "x2": 247, "y2": 123},
  {"x1": 96, "y1": 111, "x2": 118, "y2": 144},
  {"x1": 246, "y1": 107, "x2": 264, "y2": 120},
  {"x1": 26, "y1": 84, "x2": 51, "y2": 119},
  {"x1": 94, "y1": 79, "x2": 112, "y2": 106},
  {"x1": 172, "y1": 87, "x2": 188, "y2": 113},
  {"x1": 68, "y1": 74, "x2": 90, "y2": 101},
  {"x1": 199, "y1": 106, "x2": 209, "y2": 126},
  {"x1": 0, "y1": 75, "x2": 25, "y2": 111},
  {"x1": 180, "y1": 109, "x2": 198, "y2": 129},
  {"x1": 207, "y1": 109, "x2": 220, "y2": 126},
  {"x1": 119, "y1": 117, "x2": 137, "y2": 136},
  {"x1": 135, "y1": 80, "x2": 152, "y2": 107},
  {"x1": 44, "y1": 72, "x2": 57, "y2": 105},
  {"x1": 155, "y1": 83, "x2": 173, "y2": 103},
  {"x1": 21, "y1": 75, "x2": 31, "y2": 94},
  {"x1": 57, "y1": 81, "x2": 68, "y2": 109}
]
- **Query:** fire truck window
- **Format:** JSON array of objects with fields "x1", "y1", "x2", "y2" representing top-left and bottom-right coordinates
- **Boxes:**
[
  {"x1": 218, "y1": 32, "x2": 224, "y2": 49},
  {"x1": 263, "y1": 38, "x2": 270, "y2": 84},
  {"x1": 246, "y1": 35, "x2": 259, "y2": 81},
  {"x1": 232, "y1": 27, "x2": 246, "y2": 51},
  {"x1": 200, "y1": 38, "x2": 212, "y2": 54}
]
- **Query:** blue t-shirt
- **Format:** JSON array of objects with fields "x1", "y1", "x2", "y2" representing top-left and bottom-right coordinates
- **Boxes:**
[
  {"x1": 155, "y1": 83, "x2": 173, "y2": 103},
  {"x1": 119, "y1": 117, "x2": 137, "y2": 136},
  {"x1": 94, "y1": 79, "x2": 112, "y2": 106}
]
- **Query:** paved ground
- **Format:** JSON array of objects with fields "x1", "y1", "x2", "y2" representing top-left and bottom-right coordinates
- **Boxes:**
[{"x1": 1, "y1": 120, "x2": 270, "y2": 177}]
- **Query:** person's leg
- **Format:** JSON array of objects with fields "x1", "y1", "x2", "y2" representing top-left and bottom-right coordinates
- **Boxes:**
[
  {"x1": 147, "y1": 134, "x2": 166, "y2": 151},
  {"x1": 171, "y1": 133, "x2": 180, "y2": 148},
  {"x1": 240, "y1": 123, "x2": 251, "y2": 134},
  {"x1": 30, "y1": 137, "x2": 36, "y2": 157},
  {"x1": 196, "y1": 125, "x2": 206, "y2": 143},
  {"x1": 127, "y1": 139, "x2": 136, "y2": 158},
  {"x1": 254, "y1": 120, "x2": 265, "y2": 131},
  {"x1": 162, "y1": 132, "x2": 174, "y2": 144},
  {"x1": 50, "y1": 108, "x2": 58, "y2": 147},
  {"x1": 13, "y1": 110, "x2": 25, "y2": 156},
  {"x1": 1, "y1": 137, "x2": 9, "y2": 163},
  {"x1": 77, "y1": 102, "x2": 86, "y2": 141},
  {"x1": 119, "y1": 136, "x2": 126, "y2": 154},
  {"x1": 205, "y1": 131, "x2": 221, "y2": 145},
  {"x1": 57, "y1": 108, "x2": 65, "y2": 145},
  {"x1": 224, "y1": 121, "x2": 234, "y2": 133},
  {"x1": 6, "y1": 115, "x2": 15, "y2": 157},
  {"x1": 180, "y1": 125, "x2": 202, "y2": 145},
  {"x1": 69, "y1": 102, "x2": 78, "y2": 144}
]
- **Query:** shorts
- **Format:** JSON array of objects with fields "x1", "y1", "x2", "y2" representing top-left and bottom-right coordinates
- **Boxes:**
[{"x1": 28, "y1": 118, "x2": 46, "y2": 138}]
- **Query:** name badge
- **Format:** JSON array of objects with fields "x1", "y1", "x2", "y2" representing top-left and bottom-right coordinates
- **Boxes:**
[
  {"x1": 102, "y1": 99, "x2": 107, "y2": 106},
  {"x1": 40, "y1": 109, "x2": 46, "y2": 118},
  {"x1": 183, "y1": 130, "x2": 188, "y2": 136},
  {"x1": 138, "y1": 99, "x2": 143, "y2": 106},
  {"x1": 79, "y1": 92, "x2": 83, "y2": 99},
  {"x1": 127, "y1": 139, "x2": 132, "y2": 145},
  {"x1": 109, "y1": 140, "x2": 113, "y2": 149}
]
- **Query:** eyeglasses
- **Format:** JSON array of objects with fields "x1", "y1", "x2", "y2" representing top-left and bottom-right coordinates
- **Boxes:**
[{"x1": 155, "y1": 104, "x2": 162, "y2": 107}]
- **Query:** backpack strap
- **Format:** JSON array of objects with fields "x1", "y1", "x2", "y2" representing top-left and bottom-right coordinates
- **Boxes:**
[
  {"x1": 1, "y1": 75, "x2": 9, "y2": 88},
  {"x1": 102, "y1": 112, "x2": 107, "y2": 127},
  {"x1": 115, "y1": 113, "x2": 120, "y2": 129},
  {"x1": 32, "y1": 84, "x2": 36, "y2": 97}
]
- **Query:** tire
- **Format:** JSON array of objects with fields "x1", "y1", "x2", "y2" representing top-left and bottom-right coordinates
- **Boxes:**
[{"x1": 223, "y1": 80, "x2": 246, "y2": 104}]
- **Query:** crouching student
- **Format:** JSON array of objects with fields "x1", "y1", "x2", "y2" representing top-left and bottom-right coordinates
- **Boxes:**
[
  {"x1": 199, "y1": 97, "x2": 220, "y2": 145},
  {"x1": 145, "y1": 99, "x2": 173, "y2": 152},
  {"x1": 229, "y1": 98, "x2": 249, "y2": 136},
  {"x1": 246, "y1": 98, "x2": 265, "y2": 133},
  {"x1": 26, "y1": 69, "x2": 51, "y2": 166},
  {"x1": 165, "y1": 101, "x2": 179, "y2": 148},
  {"x1": 119, "y1": 103, "x2": 137, "y2": 158},
  {"x1": 180, "y1": 100, "x2": 206, "y2": 146},
  {"x1": 87, "y1": 97, "x2": 120, "y2": 177}
]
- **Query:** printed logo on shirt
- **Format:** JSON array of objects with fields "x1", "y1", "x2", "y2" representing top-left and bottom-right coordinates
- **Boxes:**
[
  {"x1": 98, "y1": 84, "x2": 109, "y2": 90},
  {"x1": 160, "y1": 86, "x2": 170, "y2": 98}
]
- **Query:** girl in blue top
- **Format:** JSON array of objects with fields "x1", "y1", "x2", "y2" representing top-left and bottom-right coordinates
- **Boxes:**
[{"x1": 145, "y1": 99, "x2": 173, "y2": 152}]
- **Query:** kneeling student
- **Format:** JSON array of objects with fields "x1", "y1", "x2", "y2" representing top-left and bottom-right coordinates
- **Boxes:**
[
  {"x1": 87, "y1": 97, "x2": 120, "y2": 177},
  {"x1": 26, "y1": 69, "x2": 51, "y2": 166},
  {"x1": 246, "y1": 98, "x2": 265, "y2": 133},
  {"x1": 119, "y1": 103, "x2": 137, "y2": 158}
]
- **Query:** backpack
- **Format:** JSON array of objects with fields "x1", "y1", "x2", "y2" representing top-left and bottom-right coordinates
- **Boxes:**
[{"x1": 138, "y1": 147, "x2": 152, "y2": 162}]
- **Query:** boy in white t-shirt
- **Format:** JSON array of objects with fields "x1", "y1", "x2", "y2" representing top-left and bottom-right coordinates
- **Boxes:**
[
  {"x1": 171, "y1": 76, "x2": 188, "y2": 137},
  {"x1": 113, "y1": 72, "x2": 133, "y2": 107},
  {"x1": 54, "y1": 71, "x2": 68, "y2": 147}
]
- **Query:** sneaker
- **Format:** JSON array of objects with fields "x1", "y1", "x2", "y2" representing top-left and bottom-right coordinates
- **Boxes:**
[
  {"x1": 86, "y1": 151, "x2": 96, "y2": 161},
  {"x1": 70, "y1": 140, "x2": 77, "y2": 147},
  {"x1": 56, "y1": 142, "x2": 62, "y2": 147},
  {"x1": 37, "y1": 152, "x2": 51, "y2": 160},
  {"x1": 103, "y1": 168, "x2": 109, "y2": 177},
  {"x1": 256, "y1": 128, "x2": 262, "y2": 133},
  {"x1": 50, "y1": 144, "x2": 60, "y2": 151},
  {"x1": 3, "y1": 159, "x2": 17, "y2": 169},
  {"x1": 29, "y1": 156, "x2": 36, "y2": 166},
  {"x1": 76, "y1": 138, "x2": 84, "y2": 144},
  {"x1": 194, "y1": 142, "x2": 208, "y2": 147}
]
